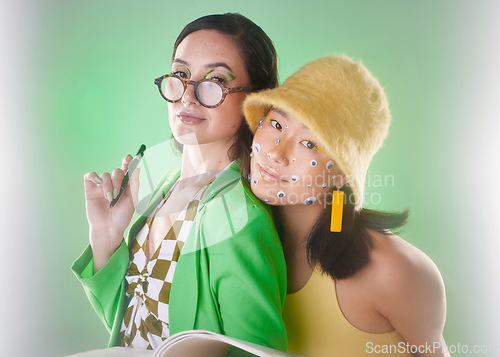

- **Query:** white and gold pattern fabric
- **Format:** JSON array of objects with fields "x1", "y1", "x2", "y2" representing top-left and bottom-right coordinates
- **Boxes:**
[{"x1": 119, "y1": 170, "x2": 223, "y2": 349}]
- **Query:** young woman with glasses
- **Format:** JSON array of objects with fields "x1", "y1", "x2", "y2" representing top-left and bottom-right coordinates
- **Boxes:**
[{"x1": 72, "y1": 13, "x2": 287, "y2": 351}]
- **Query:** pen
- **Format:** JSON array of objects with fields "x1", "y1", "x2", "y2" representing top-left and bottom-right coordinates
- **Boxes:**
[{"x1": 110, "y1": 144, "x2": 146, "y2": 208}]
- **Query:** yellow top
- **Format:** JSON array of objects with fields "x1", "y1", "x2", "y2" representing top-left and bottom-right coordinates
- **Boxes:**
[{"x1": 283, "y1": 268, "x2": 411, "y2": 357}]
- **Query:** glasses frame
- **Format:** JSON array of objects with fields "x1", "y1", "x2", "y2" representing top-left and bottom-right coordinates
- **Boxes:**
[{"x1": 154, "y1": 74, "x2": 256, "y2": 109}]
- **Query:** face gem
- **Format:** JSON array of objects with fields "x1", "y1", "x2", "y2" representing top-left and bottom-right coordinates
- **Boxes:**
[
  {"x1": 277, "y1": 191, "x2": 286, "y2": 199},
  {"x1": 326, "y1": 160, "x2": 334, "y2": 170},
  {"x1": 321, "y1": 183, "x2": 327, "y2": 189},
  {"x1": 310, "y1": 160, "x2": 317, "y2": 167},
  {"x1": 307, "y1": 185, "x2": 311, "y2": 188},
  {"x1": 250, "y1": 152, "x2": 253, "y2": 158},
  {"x1": 331, "y1": 175, "x2": 337, "y2": 180},
  {"x1": 291, "y1": 175, "x2": 298, "y2": 182},
  {"x1": 285, "y1": 125, "x2": 288, "y2": 128},
  {"x1": 292, "y1": 158, "x2": 296, "y2": 162},
  {"x1": 264, "y1": 199, "x2": 269, "y2": 203},
  {"x1": 253, "y1": 179, "x2": 259, "y2": 184},
  {"x1": 304, "y1": 197, "x2": 317, "y2": 205},
  {"x1": 290, "y1": 201, "x2": 295, "y2": 204},
  {"x1": 253, "y1": 143, "x2": 261, "y2": 153},
  {"x1": 247, "y1": 174, "x2": 251, "y2": 182},
  {"x1": 275, "y1": 139, "x2": 280, "y2": 145},
  {"x1": 257, "y1": 125, "x2": 262, "y2": 130}
]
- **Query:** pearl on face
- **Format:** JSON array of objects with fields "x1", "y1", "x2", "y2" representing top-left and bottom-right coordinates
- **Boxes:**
[
  {"x1": 253, "y1": 179, "x2": 259, "y2": 184},
  {"x1": 291, "y1": 175, "x2": 298, "y2": 182},
  {"x1": 292, "y1": 158, "x2": 296, "y2": 162},
  {"x1": 321, "y1": 183, "x2": 327, "y2": 189},
  {"x1": 326, "y1": 160, "x2": 334, "y2": 170},
  {"x1": 250, "y1": 152, "x2": 253, "y2": 158},
  {"x1": 304, "y1": 197, "x2": 317, "y2": 205},
  {"x1": 264, "y1": 199, "x2": 269, "y2": 203},
  {"x1": 247, "y1": 174, "x2": 251, "y2": 182},
  {"x1": 253, "y1": 143, "x2": 261, "y2": 153},
  {"x1": 257, "y1": 125, "x2": 262, "y2": 130},
  {"x1": 285, "y1": 125, "x2": 288, "y2": 128},
  {"x1": 310, "y1": 160, "x2": 317, "y2": 167},
  {"x1": 277, "y1": 191, "x2": 285, "y2": 199},
  {"x1": 275, "y1": 139, "x2": 280, "y2": 145}
]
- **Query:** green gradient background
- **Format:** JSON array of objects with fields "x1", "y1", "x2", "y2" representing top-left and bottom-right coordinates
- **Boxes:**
[{"x1": 2, "y1": 1, "x2": 499, "y2": 356}]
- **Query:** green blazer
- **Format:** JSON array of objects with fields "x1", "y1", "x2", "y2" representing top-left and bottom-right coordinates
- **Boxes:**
[{"x1": 72, "y1": 162, "x2": 287, "y2": 351}]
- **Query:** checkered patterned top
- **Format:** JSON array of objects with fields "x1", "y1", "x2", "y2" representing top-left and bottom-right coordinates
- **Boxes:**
[{"x1": 119, "y1": 172, "x2": 221, "y2": 350}]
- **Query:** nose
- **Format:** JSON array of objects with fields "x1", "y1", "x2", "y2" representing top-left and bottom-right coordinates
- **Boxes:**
[
  {"x1": 266, "y1": 142, "x2": 289, "y2": 166},
  {"x1": 181, "y1": 81, "x2": 198, "y2": 105}
]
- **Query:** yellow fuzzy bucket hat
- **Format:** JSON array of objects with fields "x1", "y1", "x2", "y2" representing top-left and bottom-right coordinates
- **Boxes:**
[{"x1": 243, "y1": 55, "x2": 391, "y2": 211}]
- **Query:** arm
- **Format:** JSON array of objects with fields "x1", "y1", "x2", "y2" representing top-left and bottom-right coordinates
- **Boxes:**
[
  {"x1": 374, "y1": 241, "x2": 449, "y2": 357},
  {"x1": 203, "y1": 193, "x2": 288, "y2": 351},
  {"x1": 71, "y1": 241, "x2": 129, "y2": 333}
]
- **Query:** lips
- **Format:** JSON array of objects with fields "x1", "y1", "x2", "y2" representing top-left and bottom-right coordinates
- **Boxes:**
[
  {"x1": 259, "y1": 164, "x2": 287, "y2": 183},
  {"x1": 177, "y1": 111, "x2": 206, "y2": 125}
]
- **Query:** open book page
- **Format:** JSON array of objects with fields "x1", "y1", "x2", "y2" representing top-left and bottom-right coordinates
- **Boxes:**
[
  {"x1": 153, "y1": 330, "x2": 302, "y2": 357},
  {"x1": 66, "y1": 346, "x2": 154, "y2": 357}
]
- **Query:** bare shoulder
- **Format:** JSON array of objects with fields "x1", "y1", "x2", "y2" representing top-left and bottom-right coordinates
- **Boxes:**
[
  {"x1": 363, "y1": 230, "x2": 447, "y2": 345},
  {"x1": 366, "y1": 230, "x2": 444, "y2": 293}
]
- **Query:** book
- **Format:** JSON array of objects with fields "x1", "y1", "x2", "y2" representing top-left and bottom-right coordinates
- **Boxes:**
[
  {"x1": 153, "y1": 330, "x2": 302, "y2": 357},
  {"x1": 66, "y1": 330, "x2": 302, "y2": 357}
]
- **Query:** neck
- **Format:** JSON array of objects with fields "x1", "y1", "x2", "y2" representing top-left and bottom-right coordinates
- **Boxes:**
[
  {"x1": 180, "y1": 140, "x2": 234, "y2": 181},
  {"x1": 277, "y1": 203, "x2": 324, "y2": 292},
  {"x1": 277, "y1": 204, "x2": 324, "y2": 248}
]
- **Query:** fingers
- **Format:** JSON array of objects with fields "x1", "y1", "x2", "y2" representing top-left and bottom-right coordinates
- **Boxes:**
[
  {"x1": 100, "y1": 172, "x2": 114, "y2": 202},
  {"x1": 129, "y1": 167, "x2": 140, "y2": 208},
  {"x1": 84, "y1": 172, "x2": 103, "y2": 195},
  {"x1": 84, "y1": 154, "x2": 134, "y2": 203},
  {"x1": 84, "y1": 172, "x2": 102, "y2": 186},
  {"x1": 121, "y1": 154, "x2": 133, "y2": 172}
]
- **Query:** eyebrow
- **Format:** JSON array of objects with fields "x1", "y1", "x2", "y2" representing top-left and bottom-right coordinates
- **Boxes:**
[{"x1": 172, "y1": 58, "x2": 233, "y2": 72}]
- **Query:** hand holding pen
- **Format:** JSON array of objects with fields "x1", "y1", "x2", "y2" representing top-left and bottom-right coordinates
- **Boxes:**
[
  {"x1": 83, "y1": 144, "x2": 146, "y2": 271},
  {"x1": 110, "y1": 144, "x2": 146, "y2": 208}
]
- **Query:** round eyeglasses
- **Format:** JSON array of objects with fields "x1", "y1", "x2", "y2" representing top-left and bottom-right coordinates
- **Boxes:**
[{"x1": 154, "y1": 74, "x2": 256, "y2": 109}]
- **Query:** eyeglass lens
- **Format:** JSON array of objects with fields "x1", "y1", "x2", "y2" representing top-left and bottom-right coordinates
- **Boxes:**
[{"x1": 161, "y1": 76, "x2": 223, "y2": 107}]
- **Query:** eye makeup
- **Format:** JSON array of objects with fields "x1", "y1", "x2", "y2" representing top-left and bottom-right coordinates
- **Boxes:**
[
  {"x1": 171, "y1": 64, "x2": 191, "y2": 78},
  {"x1": 204, "y1": 69, "x2": 236, "y2": 83}
]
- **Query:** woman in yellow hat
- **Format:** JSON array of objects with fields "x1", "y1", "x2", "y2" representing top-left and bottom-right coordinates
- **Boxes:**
[{"x1": 243, "y1": 55, "x2": 448, "y2": 357}]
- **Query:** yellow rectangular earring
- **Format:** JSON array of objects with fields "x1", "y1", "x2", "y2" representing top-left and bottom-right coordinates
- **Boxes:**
[{"x1": 330, "y1": 189, "x2": 344, "y2": 232}]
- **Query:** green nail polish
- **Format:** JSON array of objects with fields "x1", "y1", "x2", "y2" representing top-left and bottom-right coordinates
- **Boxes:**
[
  {"x1": 113, "y1": 188, "x2": 118, "y2": 199},
  {"x1": 107, "y1": 192, "x2": 113, "y2": 202},
  {"x1": 95, "y1": 176, "x2": 102, "y2": 183}
]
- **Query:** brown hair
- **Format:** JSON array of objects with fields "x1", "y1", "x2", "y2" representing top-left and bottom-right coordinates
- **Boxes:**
[{"x1": 172, "y1": 13, "x2": 278, "y2": 179}]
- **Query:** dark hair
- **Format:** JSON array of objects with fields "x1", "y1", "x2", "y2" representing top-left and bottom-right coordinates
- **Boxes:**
[
  {"x1": 171, "y1": 13, "x2": 278, "y2": 179},
  {"x1": 305, "y1": 185, "x2": 409, "y2": 280}
]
